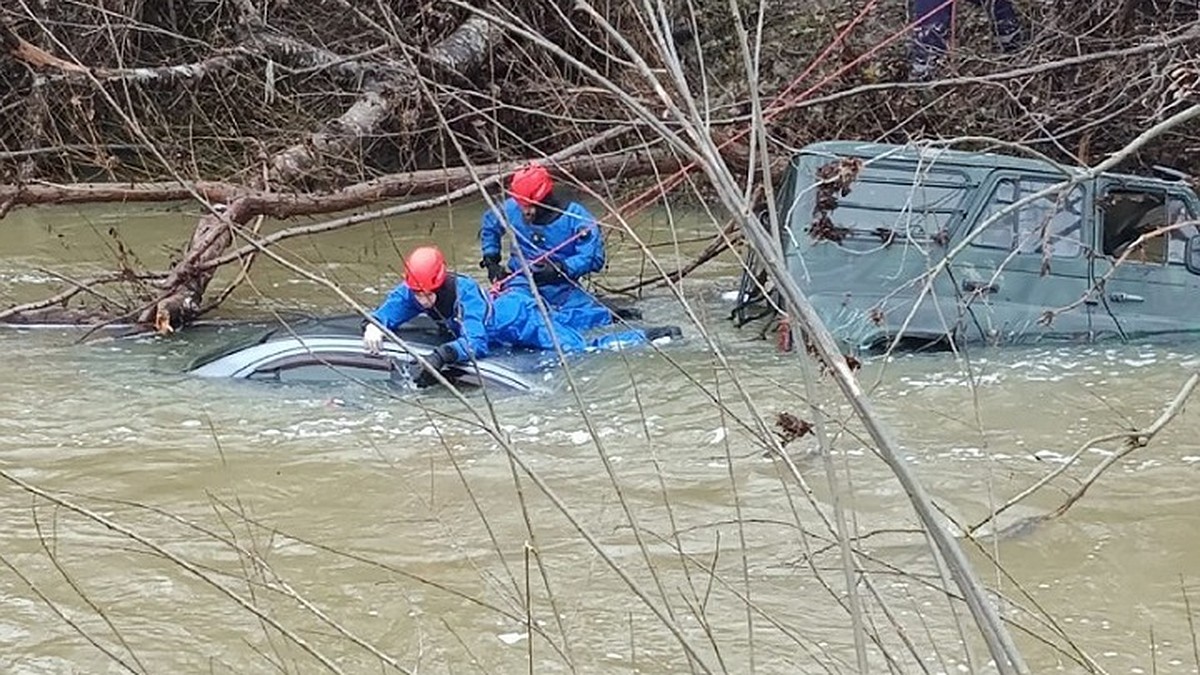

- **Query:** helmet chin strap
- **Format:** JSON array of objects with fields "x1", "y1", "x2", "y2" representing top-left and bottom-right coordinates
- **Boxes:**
[{"x1": 530, "y1": 189, "x2": 562, "y2": 225}]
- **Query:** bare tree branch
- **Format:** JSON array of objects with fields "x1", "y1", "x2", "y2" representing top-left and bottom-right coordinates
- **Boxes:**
[{"x1": 974, "y1": 370, "x2": 1200, "y2": 538}]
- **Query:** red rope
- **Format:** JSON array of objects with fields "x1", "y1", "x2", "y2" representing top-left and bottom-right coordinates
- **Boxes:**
[
  {"x1": 490, "y1": 0, "x2": 957, "y2": 282},
  {"x1": 487, "y1": 227, "x2": 589, "y2": 296},
  {"x1": 615, "y1": 0, "x2": 955, "y2": 219},
  {"x1": 616, "y1": 0, "x2": 883, "y2": 218}
]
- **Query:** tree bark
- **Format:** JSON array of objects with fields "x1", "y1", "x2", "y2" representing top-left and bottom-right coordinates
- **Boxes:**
[
  {"x1": 138, "y1": 203, "x2": 240, "y2": 331},
  {"x1": 0, "y1": 181, "x2": 241, "y2": 208},
  {"x1": 3, "y1": 19, "x2": 246, "y2": 82},
  {"x1": 427, "y1": 15, "x2": 503, "y2": 74},
  {"x1": 0, "y1": 147, "x2": 684, "y2": 211}
]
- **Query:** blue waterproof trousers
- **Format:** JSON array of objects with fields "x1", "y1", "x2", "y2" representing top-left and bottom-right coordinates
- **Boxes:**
[
  {"x1": 503, "y1": 275, "x2": 615, "y2": 333},
  {"x1": 488, "y1": 290, "x2": 645, "y2": 354},
  {"x1": 910, "y1": 0, "x2": 1023, "y2": 79}
]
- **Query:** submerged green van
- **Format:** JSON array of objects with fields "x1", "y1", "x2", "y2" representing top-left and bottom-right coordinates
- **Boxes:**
[{"x1": 733, "y1": 140, "x2": 1200, "y2": 352}]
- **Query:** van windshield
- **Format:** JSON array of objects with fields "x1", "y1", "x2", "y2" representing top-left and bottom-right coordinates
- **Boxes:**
[{"x1": 786, "y1": 158, "x2": 974, "y2": 246}]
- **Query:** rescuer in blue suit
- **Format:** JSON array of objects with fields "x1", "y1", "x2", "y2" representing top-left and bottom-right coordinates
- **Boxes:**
[
  {"x1": 363, "y1": 246, "x2": 674, "y2": 387},
  {"x1": 479, "y1": 162, "x2": 624, "y2": 331},
  {"x1": 363, "y1": 246, "x2": 489, "y2": 387}
]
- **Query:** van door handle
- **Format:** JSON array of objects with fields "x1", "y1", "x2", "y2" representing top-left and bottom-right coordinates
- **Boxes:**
[
  {"x1": 962, "y1": 280, "x2": 999, "y2": 294},
  {"x1": 1109, "y1": 292, "x2": 1144, "y2": 303}
]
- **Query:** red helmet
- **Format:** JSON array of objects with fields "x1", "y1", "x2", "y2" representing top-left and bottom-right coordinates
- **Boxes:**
[
  {"x1": 404, "y1": 246, "x2": 448, "y2": 292},
  {"x1": 509, "y1": 162, "x2": 553, "y2": 208}
]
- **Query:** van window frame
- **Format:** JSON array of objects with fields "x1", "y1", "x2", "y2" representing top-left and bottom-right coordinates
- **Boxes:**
[
  {"x1": 964, "y1": 170, "x2": 1090, "y2": 259},
  {"x1": 1094, "y1": 177, "x2": 1199, "y2": 268}
]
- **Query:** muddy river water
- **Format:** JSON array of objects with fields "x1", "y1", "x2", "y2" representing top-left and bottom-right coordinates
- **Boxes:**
[{"x1": 1, "y1": 200, "x2": 1198, "y2": 674}]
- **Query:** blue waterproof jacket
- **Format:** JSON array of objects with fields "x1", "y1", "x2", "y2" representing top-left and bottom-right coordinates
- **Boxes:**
[
  {"x1": 370, "y1": 274, "x2": 490, "y2": 362},
  {"x1": 480, "y1": 197, "x2": 605, "y2": 280}
]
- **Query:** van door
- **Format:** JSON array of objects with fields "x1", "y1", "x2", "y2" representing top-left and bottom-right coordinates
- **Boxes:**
[
  {"x1": 1091, "y1": 181, "x2": 1200, "y2": 341},
  {"x1": 956, "y1": 173, "x2": 1094, "y2": 345}
]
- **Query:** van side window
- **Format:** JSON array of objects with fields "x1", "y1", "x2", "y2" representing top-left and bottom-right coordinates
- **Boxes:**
[
  {"x1": 1100, "y1": 189, "x2": 1196, "y2": 264},
  {"x1": 974, "y1": 178, "x2": 1084, "y2": 257},
  {"x1": 806, "y1": 164, "x2": 970, "y2": 237}
]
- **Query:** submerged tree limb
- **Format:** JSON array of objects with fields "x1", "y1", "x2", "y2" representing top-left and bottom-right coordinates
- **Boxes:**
[
  {"x1": 0, "y1": 270, "x2": 163, "y2": 324},
  {"x1": 604, "y1": 218, "x2": 742, "y2": 294}
]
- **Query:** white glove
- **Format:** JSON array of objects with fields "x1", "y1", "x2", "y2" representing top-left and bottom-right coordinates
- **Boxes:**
[{"x1": 363, "y1": 323, "x2": 385, "y2": 354}]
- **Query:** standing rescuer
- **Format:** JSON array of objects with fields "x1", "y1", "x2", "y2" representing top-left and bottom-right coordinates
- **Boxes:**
[
  {"x1": 479, "y1": 162, "x2": 631, "y2": 331},
  {"x1": 908, "y1": 0, "x2": 1024, "y2": 81}
]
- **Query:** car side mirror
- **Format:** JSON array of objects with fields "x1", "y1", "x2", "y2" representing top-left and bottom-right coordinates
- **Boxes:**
[{"x1": 1187, "y1": 234, "x2": 1200, "y2": 275}]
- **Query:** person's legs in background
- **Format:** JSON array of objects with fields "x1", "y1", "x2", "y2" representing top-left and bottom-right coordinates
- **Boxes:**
[
  {"x1": 909, "y1": 0, "x2": 954, "y2": 81},
  {"x1": 969, "y1": 0, "x2": 1024, "y2": 53}
]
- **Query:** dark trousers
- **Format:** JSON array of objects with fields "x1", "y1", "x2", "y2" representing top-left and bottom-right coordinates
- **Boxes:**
[{"x1": 909, "y1": 0, "x2": 1023, "y2": 76}]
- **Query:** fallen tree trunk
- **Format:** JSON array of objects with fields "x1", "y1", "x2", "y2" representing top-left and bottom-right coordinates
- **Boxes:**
[
  {"x1": 0, "y1": 146, "x2": 684, "y2": 211},
  {"x1": 3, "y1": 127, "x2": 679, "y2": 327},
  {"x1": 140, "y1": 201, "x2": 241, "y2": 331},
  {"x1": 0, "y1": 181, "x2": 242, "y2": 208},
  {"x1": 137, "y1": 14, "x2": 506, "y2": 333}
]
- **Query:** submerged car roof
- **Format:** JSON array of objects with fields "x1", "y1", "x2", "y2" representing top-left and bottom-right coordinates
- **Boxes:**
[
  {"x1": 189, "y1": 315, "x2": 359, "y2": 371},
  {"x1": 184, "y1": 313, "x2": 550, "y2": 392}
]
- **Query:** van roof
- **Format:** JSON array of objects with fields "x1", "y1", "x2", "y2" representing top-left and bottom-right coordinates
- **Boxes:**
[{"x1": 795, "y1": 140, "x2": 1162, "y2": 183}]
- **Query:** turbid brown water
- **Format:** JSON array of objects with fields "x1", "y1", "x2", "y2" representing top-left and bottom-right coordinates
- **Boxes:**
[{"x1": 1, "y1": 200, "x2": 1198, "y2": 674}]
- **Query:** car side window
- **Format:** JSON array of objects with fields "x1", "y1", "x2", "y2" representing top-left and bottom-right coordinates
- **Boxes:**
[
  {"x1": 974, "y1": 177, "x2": 1084, "y2": 257},
  {"x1": 248, "y1": 352, "x2": 397, "y2": 382}
]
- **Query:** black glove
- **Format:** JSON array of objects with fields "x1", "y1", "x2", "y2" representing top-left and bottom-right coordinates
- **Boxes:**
[
  {"x1": 480, "y1": 255, "x2": 504, "y2": 283},
  {"x1": 531, "y1": 265, "x2": 564, "y2": 286},
  {"x1": 405, "y1": 343, "x2": 457, "y2": 388}
]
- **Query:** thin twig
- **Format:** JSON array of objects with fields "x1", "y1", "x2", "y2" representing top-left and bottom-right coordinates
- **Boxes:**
[
  {"x1": 0, "y1": 471, "x2": 349, "y2": 674},
  {"x1": 30, "y1": 506, "x2": 149, "y2": 674},
  {"x1": 1048, "y1": 371, "x2": 1198, "y2": 520},
  {"x1": 0, "y1": 550, "x2": 142, "y2": 674}
]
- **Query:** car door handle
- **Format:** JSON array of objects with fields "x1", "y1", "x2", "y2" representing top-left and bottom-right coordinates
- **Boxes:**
[
  {"x1": 962, "y1": 280, "x2": 999, "y2": 294},
  {"x1": 1109, "y1": 292, "x2": 1145, "y2": 303}
]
